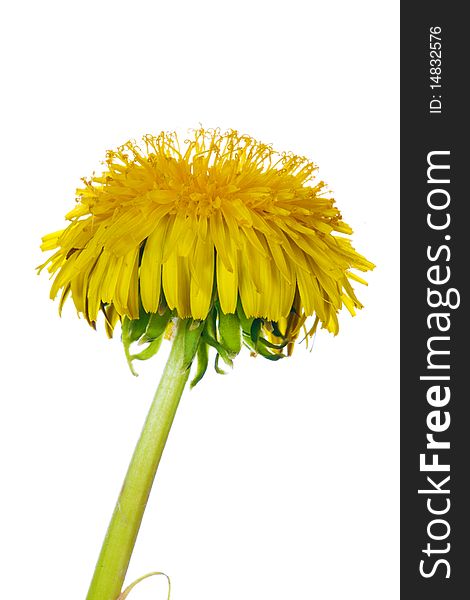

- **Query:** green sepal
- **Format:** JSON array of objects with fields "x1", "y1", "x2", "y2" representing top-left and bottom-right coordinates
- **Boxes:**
[
  {"x1": 122, "y1": 312, "x2": 150, "y2": 346},
  {"x1": 205, "y1": 307, "x2": 218, "y2": 339},
  {"x1": 241, "y1": 331, "x2": 285, "y2": 361},
  {"x1": 202, "y1": 328, "x2": 233, "y2": 368},
  {"x1": 190, "y1": 340, "x2": 209, "y2": 388},
  {"x1": 122, "y1": 312, "x2": 152, "y2": 376},
  {"x1": 250, "y1": 318, "x2": 262, "y2": 344},
  {"x1": 214, "y1": 353, "x2": 228, "y2": 375},
  {"x1": 217, "y1": 309, "x2": 241, "y2": 357},
  {"x1": 236, "y1": 301, "x2": 254, "y2": 334},
  {"x1": 183, "y1": 319, "x2": 204, "y2": 370},
  {"x1": 258, "y1": 336, "x2": 288, "y2": 350},
  {"x1": 122, "y1": 309, "x2": 171, "y2": 376},
  {"x1": 201, "y1": 308, "x2": 233, "y2": 366},
  {"x1": 270, "y1": 321, "x2": 286, "y2": 339},
  {"x1": 144, "y1": 310, "x2": 172, "y2": 342},
  {"x1": 255, "y1": 343, "x2": 285, "y2": 361},
  {"x1": 130, "y1": 336, "x2": 163, "y2": 361}
]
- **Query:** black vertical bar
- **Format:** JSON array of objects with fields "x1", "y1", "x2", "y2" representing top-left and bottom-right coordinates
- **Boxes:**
[{"x1": 401, "y1": 3, "x2": 468, "y2": 599}]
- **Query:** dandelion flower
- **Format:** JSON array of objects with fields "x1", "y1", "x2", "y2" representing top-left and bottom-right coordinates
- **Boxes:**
[
  {"x1": 40, "y1": 128, "x2": 373, "y2": 367},
  {"x1": 39, "y1": 128, "x2": 374, "y2": 600}
]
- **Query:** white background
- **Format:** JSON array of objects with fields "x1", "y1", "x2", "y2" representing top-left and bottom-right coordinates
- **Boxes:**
[{"x1": 0, "y1": 1, "x2": 399, "y2": 599}]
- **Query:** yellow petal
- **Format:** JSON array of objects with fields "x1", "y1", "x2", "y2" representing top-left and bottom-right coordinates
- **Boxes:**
[
  {"x1": 140, "y1": 217, "x2": 169, "y2": 313},
  {"x1": 190, "y1": 238, "x2": 214, "y2": 319}
]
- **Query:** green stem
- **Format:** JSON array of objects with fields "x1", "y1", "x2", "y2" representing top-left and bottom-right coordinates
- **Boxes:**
[{"x1": 86, "y1": 319, "x2": 190, "y2": 600}]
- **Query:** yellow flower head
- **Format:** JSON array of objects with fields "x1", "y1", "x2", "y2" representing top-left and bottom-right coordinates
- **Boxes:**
[{"x1": 39, "y1": 128, "x2": 374, "y2": 375}]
